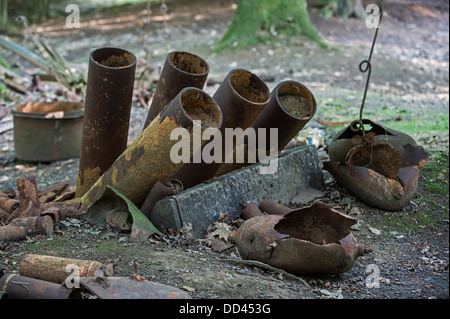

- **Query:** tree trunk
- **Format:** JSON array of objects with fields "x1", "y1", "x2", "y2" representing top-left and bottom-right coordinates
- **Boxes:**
[
  {"x1": 217, "y1": 0, "x2": 327, "y2": 51},
  {"x1": 0, "y1": 0, "x2": 7, "y2": 32}
]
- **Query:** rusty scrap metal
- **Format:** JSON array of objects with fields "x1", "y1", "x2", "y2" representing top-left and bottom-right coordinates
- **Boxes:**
[
  {"x1": 323, "y1": 161, "x2": 420, "y2": 212},
  {"x1": 7, "y1": 176, "x2": 41, "y2": 221},
  {"x1": 81, "y1": 87, "x2": 222, "y2": 215},
  {"x1": 79, "y1": 276, "x2": 192, "y2": 299},
  {"x1": 142, "y1": 51, "x2": 210, "y2": 129},
  {"x1": 140, "y1": 179, "x2": 183, "y2": 220},
  {"x1": 8, "y1": 215, "x2": 54, "y2": 236},
  {"x1": 76, "y1": 47, "x2": 137, "y2": 198},
  {"x1": 233, "y1": 201, "x2": 371, "y2": 275},
  {"x1": 259, "y1": 200, "x2": 292, "y2": 216},
  {"x1": 0, "y1": 273, "x2": 80, "y2": 299},
  {"x1": 20, "y1": 254, "x2": 107, "y2": 284},
  {"x1": 0, "y1": 225, "x2": 28, "y2": 242},
  {"x1": 11, "y1": 101, "x2": 84, "y2": 162},
  {"x1": 0, "y1": 193, "x2": 19, "y2": 214},
  {"x1": 0, "y1": 208, "x2": 9, "y2": 223},
  {"x1": 214, "y1": 80, "x2": 317, "y2": 176},
  {"x1": 241, "y1": 202, "x2": 264, "y2": 220},
  {"x1": 172, "y1": 69, "x2": 271, "y2": 189}
]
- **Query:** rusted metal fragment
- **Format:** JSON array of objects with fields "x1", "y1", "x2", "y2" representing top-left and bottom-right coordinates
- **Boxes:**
[
  {"x1": 0, "y1": 225, "x2": 28, "y2": 242},
  {"x1": 0, "y1": 273, "x2": 80, "y2": 299},
  {"x1": 140, "y1": 180, "x2": 183, "y2": 220},
  {"x1": 81, "y1": 87, "x2": 222, "y2": 212},
  {"x1": 323, "y1": 161, "x2": 419, "y2": 211},
  {"x1": 346, "y1": 140, "x2": 402, "y2": 181},
  {"x1": 401, "y1": 143, "x2": 429, "y2": 168},
  {"x1": 241, "y1": 202, "x2": 264, "y2": 220},
  {"x1": 143, "y1": 51, "x2": 209, "y2": 129},
  {"x1": 327, "y1": 119, "x2": 419, "y2": 165},
  {"x1": 8, "y1": 215, "x2": 53, "y2": 235},
  {"x1": 11, "y1": 101, "x2": 84, "y2": 162},
  {"x1": 76, "y1": 47, "x2": 137, "y2": 198},
  {"x1": 41, "y1": 198, "x2": 83, "y2": 220},
  {"x1": 8, "y1": 176, "x2": 41, "y2": 221},
  {"x1": 233, "y1": 202, "x2": 370, "y2": 275},
  {"x1": 20, "y1": 254, "x2": 106, "y2": 284},
  {"x1": 172, "y1": 69, "x2": 270, "y2": 189},
  {"x1": 79, "y1": 276, "x2": 192, "y2": 299},
  {"x1": 0, "y1": 194, "x2": 19, "y2": 214},
  {"x1": 0, "y1": 208, "x2": 9, "y2": 223},
  {"x1": 259, "y1": 200, "x2": 292, "y2": 216}
]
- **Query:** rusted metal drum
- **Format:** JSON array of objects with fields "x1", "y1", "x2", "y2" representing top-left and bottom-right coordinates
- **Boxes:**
[{"x1": 11, "y1": 101, "x2": 84, "y2": 162}]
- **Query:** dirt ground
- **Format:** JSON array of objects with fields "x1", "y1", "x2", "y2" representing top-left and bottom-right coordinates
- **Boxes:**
[{"x1": 0, "y1": 0, "x2": 448, "y2": 301}]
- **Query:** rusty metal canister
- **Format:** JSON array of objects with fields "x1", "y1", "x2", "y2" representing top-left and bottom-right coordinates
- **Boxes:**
[
  {"x1": 251, "y1": 80, "x2": 316, "y2": 151},
  {"x1": 75, "y1": 47, "x2": 137, "y2": 198},
  {"x1": 0, "y1": 194, "x2": 19, "y2": 214},
  {"x1": 142, "y1": 51, "x2": 209, "y2": 129},
  {"x1": 11, "y1": 101, "x2": 84, "y2": 162},
  {"x1": 0, "y1": 273, "x2": 80, "y2": 299},
  {"x1": 215, "y1": 80, "x2": 317, "y2": 176},
  {"x1": 20, "y1": 254, "x2": 106, "y2": 284},
  {"x1": 81, "y1": 87, "x2": 222, "y2": 210},
  {"x1": 171, "y1": 69, "x2": 271, "y2": 189}
]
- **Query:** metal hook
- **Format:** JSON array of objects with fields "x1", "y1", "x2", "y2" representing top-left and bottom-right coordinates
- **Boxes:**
[{"x1": 356, "y1": 4, "x2": 383, "y2": 136}]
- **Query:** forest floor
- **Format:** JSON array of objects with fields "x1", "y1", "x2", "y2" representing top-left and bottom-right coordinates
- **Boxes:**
[{"x1": 0, "y1": 0, "x2": 448, "y2": 301}]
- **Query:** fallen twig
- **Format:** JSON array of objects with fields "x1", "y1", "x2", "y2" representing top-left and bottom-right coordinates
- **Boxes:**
[{"x1": 218, "y1": 258, "x2": 311, "y2": 288}]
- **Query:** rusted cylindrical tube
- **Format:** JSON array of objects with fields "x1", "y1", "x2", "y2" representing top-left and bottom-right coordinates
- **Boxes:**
[
  {"x1": 259, "y1": 200, "x2": 292, "y2": 216},
  {"x1": 0, "y1": 194, "x2": 19, "y2": 214},
  {"x1": 215, "y1": 80, "x2": 317, "y2": 176},
  {"x1": 140, "y1": 180, "x2": 184, "y2": 219},
  {"x1": 76, "y1": 47, "x2": 137, "y2": 198},
  {"x1": 252, "y1": 80, "x2": 316, "y2": 151},
  {"x1": 143, "y1": 51, "x2": 210, "y2": 129},
  {"x1": 0, "y1": 225, "x2": 28, "y2": 242},
  {"x1": 20, "y1": 254, "x2": 106, "y2": 284},
  {"x1": 241, "y1": 202, "x2": 264, "y2": 220},
  {"x1": 172, "y1": 69, "x2": 271, "y2": 189},
  {"x1": 0, "y1": 273, "x2": 80, "y2": 299},
  {"x1": 81, "y1": 87, "x2": 222, "y2": 210},
  {"x1": 8, "y1": 215, "x2": 54, "y2": 235}
]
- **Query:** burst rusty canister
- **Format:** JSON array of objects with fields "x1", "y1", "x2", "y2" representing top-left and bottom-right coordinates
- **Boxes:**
[
  {"x1": 0, "y1": 273, "x2": 80, "y2": 299},
  {"x1": 171, "y1": 69, "x2": 271, "y2": 189},
  {"x1": 8, "y1": 215, "x2": 54, "y2": 235},
  {"x1": 81, "y1": 87, "x2": 222, "y2": 211},
  {"x1": 142, "y1": 51, "x2": 210, "y2": 129},
  {"x1": 140, "y1": 179, "x2": 183, "y2": 219},
  {"x1": 19, "y1": 254, "x2": 106, "y2": 284},
  {"x1": 75, "y1": 47, "x2": 137, "y2": 198},
  {"x1": 7, "y1": 176, "x2": 41, "y2": 222}
]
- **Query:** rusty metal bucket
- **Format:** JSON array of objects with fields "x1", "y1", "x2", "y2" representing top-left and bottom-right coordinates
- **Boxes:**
[{"x1": 11, "y1": 101, "x2": 84, "y2": 162}]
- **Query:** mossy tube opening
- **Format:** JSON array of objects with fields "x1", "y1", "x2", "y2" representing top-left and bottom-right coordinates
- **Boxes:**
[
  {"x1": 81, "y1": 87, "x2": 222, "y2": 211},
  {"x1": 76, "y1": 47, "x2": 137, "y2": 198},
  {"x1": 171, "y1": 69, "x2": 270, "y2": 189},
  {"x1": 142, "y1": 51, "x2": 210, "y2": 130}
]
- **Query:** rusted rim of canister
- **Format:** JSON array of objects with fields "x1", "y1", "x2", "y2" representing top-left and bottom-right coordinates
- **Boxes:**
[
  {"x1": 90, "y1": 47, "x2": 137, "y2": 70},
  {"x1": 226, "y1": 69, "x2": 271, "y2": 106},
  {"x1": 167, "y1": 51, "x2": 210, "y2": 77},
  {"x1": 176, "y1": 87, "x2": 223, "y2": 130},
  {"x1": 11, "y1": 101, "x2": 84, "y2": 119},
  {"x1": 274, "y1": 80, "x2": 317, "y2": 120}
]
